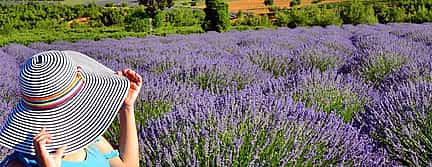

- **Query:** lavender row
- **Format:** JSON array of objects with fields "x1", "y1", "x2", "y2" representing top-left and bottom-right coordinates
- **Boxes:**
[{"x1": 140, "y1": 89, "x2": 394, "y2": 166}]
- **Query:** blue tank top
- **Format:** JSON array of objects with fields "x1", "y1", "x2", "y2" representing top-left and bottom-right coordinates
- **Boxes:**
[{"x1": 0, "y1": 138, "x2": 119, "y2": 167}]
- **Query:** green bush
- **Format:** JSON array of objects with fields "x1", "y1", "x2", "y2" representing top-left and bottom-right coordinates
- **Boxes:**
[
  {"x1": 376, "y1": 5, "x2": 408, "y2": 23},
  {"x1": 306, "y1": 5, "x2": 342, "y2": 26},
  {"x1": 166, "y1": 8, "x2": 201, "y2": 26},
  {"x1": 100, "y1": 8, "x2": 126, "y2": 26},
  {"x1": 290, "y1": 0, "x2": 301, "y2": 7},
  {"x1": 153, "y1": 10, "x2": 166, "y2": 28},
  {"x1": 411, "y1": 5, "x2": 432, "y2": 23},
  {"x1": 0, "y1": 24, "x2": 15, "y2": 36},
  {"x1": 340, "y1": 0, "x2": 378, "y2": 25},
  {"x1": 121, "y1": 2, "x2": 129, "y2": 7},
  {"x1": 202, "y1": 0, "x2": 231, "y2": 32},
  {"x1": 125, "y1": 18, "x2": 153, "y2": 32}
]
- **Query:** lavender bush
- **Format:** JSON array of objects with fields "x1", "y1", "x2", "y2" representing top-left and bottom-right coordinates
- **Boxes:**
[
  {"x1": 358, "y1": 81, "x2": 432, "y2": 166},
  {"x1": 140, "y1": 90, "x2": 392, "y2": 166}
]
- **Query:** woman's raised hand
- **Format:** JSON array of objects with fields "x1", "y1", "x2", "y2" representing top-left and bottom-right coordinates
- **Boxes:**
[
  {"x1": 116, "y1": 69, "x2": 143, "y2": 108},
  {"x1": 33, "y1": 128, "x2": 67, "y2": 167}
]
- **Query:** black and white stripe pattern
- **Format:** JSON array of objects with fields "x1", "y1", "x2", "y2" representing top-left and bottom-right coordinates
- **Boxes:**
[{"x1": 0, "y1": 50, "x2": 130, "y2": 155}]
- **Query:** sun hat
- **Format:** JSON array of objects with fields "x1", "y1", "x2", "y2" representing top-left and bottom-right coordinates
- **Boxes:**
[{"x1": 0, "y1": 50, "x2": 130, "y2": 155}]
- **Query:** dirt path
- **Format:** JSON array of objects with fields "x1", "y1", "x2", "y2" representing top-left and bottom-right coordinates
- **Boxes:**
[{"x1": 67, "y1": 17, "x2": 91, "y2": 27}]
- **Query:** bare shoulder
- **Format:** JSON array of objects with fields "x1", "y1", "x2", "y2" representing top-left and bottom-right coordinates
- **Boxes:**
[{"x1": 5, "y1": 159, "x2": 25, "y2": 167}]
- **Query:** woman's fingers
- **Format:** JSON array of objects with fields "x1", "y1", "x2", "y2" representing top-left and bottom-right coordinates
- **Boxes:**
[
  {"x1": 118, "y1": 69, "x2": 142, "y2": 84},
  {"x1": 34, "y1": 133, "x2": 51, "y2": 142},
  {"x1": 54, "y1": 146, "x2": 67, "y2": 159}
]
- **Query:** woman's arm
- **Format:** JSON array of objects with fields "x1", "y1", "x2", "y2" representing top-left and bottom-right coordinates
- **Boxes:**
[{"x1": 97, "y1": 69, "x2": 141, "y2": 167}]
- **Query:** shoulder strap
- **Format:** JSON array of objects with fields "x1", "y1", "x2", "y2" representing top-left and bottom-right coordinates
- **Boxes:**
[
  {"x1": 94, "y1": 137, "x2": 120, "y2": 159},
  {"x1": 0, "y1": 152, "x2": 40, "y2": 167}
]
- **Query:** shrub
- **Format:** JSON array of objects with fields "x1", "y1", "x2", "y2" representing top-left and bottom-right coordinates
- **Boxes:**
[
  {"x1": 202, "y1": 0, "x2": 231, "y2": 32},
  {"x1": 340, "y1": 0, "x2": 378, "y2": 25},
  {"x1": 411, "y1": 5, "x2": 432, "y2": 23},
  {"x1": 358, "y1": 81, "x2": 432, "y2": 166},
  {"x1": 121, "y1": 2, "x2": 129, "y2": 7},
  {"x1": 290, "y1": 0, "x2": 301, "y2": 7},
  {"x1": 125, "y1": 18, "x2": 152, "y2": 32},
  {"x1": 166, "y1": 8, "x2": 201, "y2": 26},
  {"x1": 310, "y1": 6, "x2": 343, "y2": 26},
  {"x1": 100, "y1": 8, "x2": 126, "y2": 26}
]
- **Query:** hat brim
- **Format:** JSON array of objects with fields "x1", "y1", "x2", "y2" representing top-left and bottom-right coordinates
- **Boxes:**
[{"x1": 0, "y1": 50, "x2": 130, "y2": 155}]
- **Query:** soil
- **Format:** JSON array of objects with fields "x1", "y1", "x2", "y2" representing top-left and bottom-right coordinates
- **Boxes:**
[{"x1": 195, "y1": 0, "x2": 345, "y2": 15}]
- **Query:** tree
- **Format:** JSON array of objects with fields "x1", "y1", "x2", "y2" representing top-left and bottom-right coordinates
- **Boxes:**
[
  {"x1": 202, "y1": 0, "x2": 230, "y2": 32},
  {"x1": 340, "y1": 0, "x2": 378, "y2": 25},
  {"x1": 290, "y1": 0, "x2": 301, "y2": 7},
  {"x1": 411, "y1": 5, "x2": 432, "y2": 23},
  {"x1": 138, "y1": 0, "x2": 174, "y2": 17},
  {"x1": 264, "y1": 0, "x2": 273, "y2": 6}
]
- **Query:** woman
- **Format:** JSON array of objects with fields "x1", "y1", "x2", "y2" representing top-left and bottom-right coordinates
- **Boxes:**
[{"x1": 0, "y1": 50, "x2": 141, "y2": 167}]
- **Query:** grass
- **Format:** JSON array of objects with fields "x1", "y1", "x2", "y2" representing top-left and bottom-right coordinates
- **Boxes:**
[
  {"x1": 0, "y1": 25, "x2": 205, "y2": 47},
  {"x1": 0, "y1": 23, "x2": 280, "y2": 47}
]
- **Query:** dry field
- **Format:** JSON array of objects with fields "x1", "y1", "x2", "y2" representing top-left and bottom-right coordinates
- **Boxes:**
[{"x1": 196, "y1": 0, "x2": 345, "y2": 14}]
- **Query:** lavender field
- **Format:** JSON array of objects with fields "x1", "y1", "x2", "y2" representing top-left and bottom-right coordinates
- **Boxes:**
[{"x1": 1, "y1": 23, "x2": 432, "y2": 166}]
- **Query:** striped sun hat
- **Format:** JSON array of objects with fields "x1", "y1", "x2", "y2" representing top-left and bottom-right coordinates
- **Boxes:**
[{"x1": 0, "y1": 50, "x2": 130, "y2": 155}]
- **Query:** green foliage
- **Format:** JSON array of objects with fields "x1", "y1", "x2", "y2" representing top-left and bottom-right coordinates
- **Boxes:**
[
  {"x1": 340, "y1": 0, "x2": 378, "y2": 25},
  {"x1": 411, "y1": 5, "x2": 432, "y2": 23},
  {"x1": 166, "y1": 8, "x2": 203, "y2": 26},
  {"x1": 0, "y1": 24, "x2": 16, "y2": 36},
  {"x1": 291, "y1": 74, "x2": 366, "y2": 123},
  {"x1": 234, "y1": 14, "x2": 272, "y2": 26},
  {"x1": 301, "y1": 51, "x2": 342, "y2": 72},
  {"x1": 376, "y1": 5, "x2": 408, "y2": 23},
  {"x1": 125, "y1": 18, "x2": 153, "y2": 32},
  {"x1": 138, "y1": 0, "x2": 174, "y2": 17},
  {"x1": 309, "y1": 6, "x2": 343, "y2": 26},
  {"x1": 153, "y1": 10, "x2": 166, "y2": 28},
  {"x1": 202, "y1": 0, "x2": 231, "y2": 32},
  {"x1": 264, "y1": 0, "x2": 273, "y2": 6},
  {"x1": 100, "y1": 8, "x2": 126, "y2": 26},
  {"x1": 105, "y1": 2, "x2": 114, "y2": 7},
  {"x1": 249, "y1": 55, "x2": 299, "y2": 77},
  {"x1": 286, "y1": 8, "x2": 310, "y2": 27},
  {"x1": 121, "y1": 2, "x2": 129, "y2": 7},
  {"x1": 359, "y1": 53, "x2": 407, "y2": 86},
  {"x1": 290, "y1": 0, "x2": 301, "y2": 7},
  {"x1": 274, "y1": 5, "x2": 342, "y2": 28}
]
